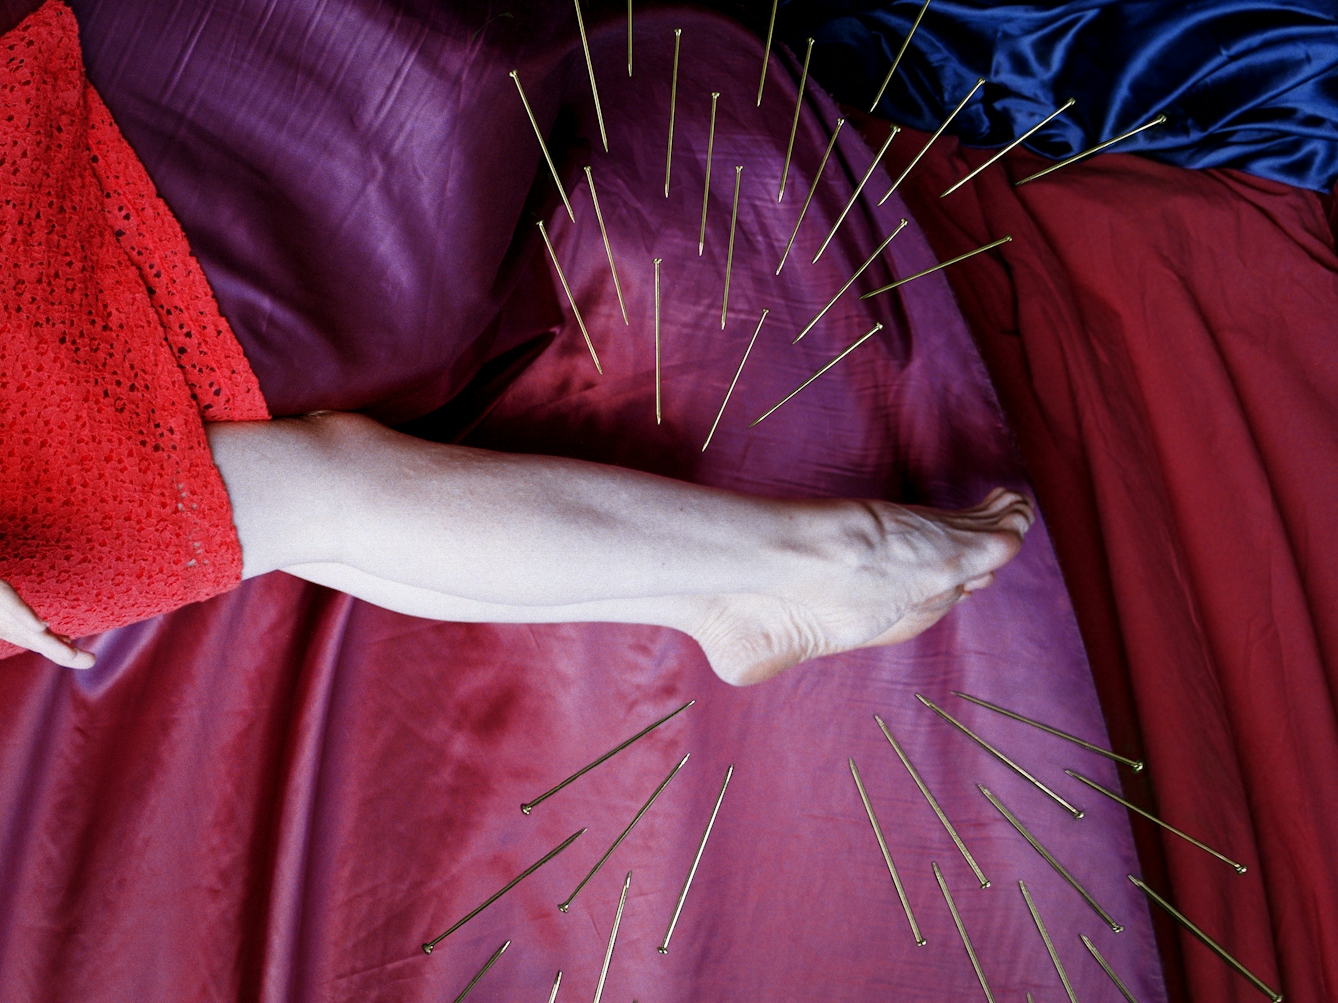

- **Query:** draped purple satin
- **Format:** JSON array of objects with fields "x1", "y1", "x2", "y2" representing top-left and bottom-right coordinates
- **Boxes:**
[{"x1": 0, "y1": 2, "x2": 1169, "y2": 1000}]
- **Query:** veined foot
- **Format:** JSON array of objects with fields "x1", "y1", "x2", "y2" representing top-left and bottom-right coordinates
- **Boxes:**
[{"x1": 689, "y1": 488, "x2": 1034, "y2": 685}]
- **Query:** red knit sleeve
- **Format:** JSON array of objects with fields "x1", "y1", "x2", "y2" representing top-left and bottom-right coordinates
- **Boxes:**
[{"x1": 0, "y1": 1, "x2": 270, "y2": 658}]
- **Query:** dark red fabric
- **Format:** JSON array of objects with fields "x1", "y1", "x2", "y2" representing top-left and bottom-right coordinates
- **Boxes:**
[
  {"x1": 871, "y1": 115, "x2": 1338, "y2": 1003},
  {"x1": 0, "y1": 2, "x2": 268, "y2": 657}
]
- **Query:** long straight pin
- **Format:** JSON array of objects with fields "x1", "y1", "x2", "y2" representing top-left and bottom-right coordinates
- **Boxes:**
[
  {"x1": 592, "y1": 872, "x2": 631, "y2": 1003},
  {"x1": 547, "y1": 971, "x2": 564, "y2": 1003},
  {"x1": 1066, "y1": 770, "x2": 1245, "y2": 873},
  {"x1": 1015, "y1": 113, "x2": 1168, "y2": 186},
  {"x1": 699, "y1": 93, "x2": 719, "y2": 255},
  {"x1": 777, "y1": 118, "x2": 844, "y2": 274},
  {"x1": 917, "y1": 693, "x2": 1082, "y2": 818},
  {"x1": 875, "y1": 714, "x2": 989, "y2": 887},
  {"x1": 954, "y1": 690, "x2": 1144, "y2": 771},
  {"x1": 793, "y1": 219, "x2": 907, "y2": 343},
  {"x1": 778, "y1": 38, "x2": 814, "y2": 202},
  {"x1": 584, "y1": 168, "x2": 628, "y2": 323},
  {"x1": 1081, "y1": 935, "x2": 1140, "y2": 1003},
  {"x1": 750, "y1": 322, "x2": 883, "y2": 427},
  {"x1": 659, "y1": 764, "x2": 734, "y2": 952},
  {"x1": 813, "y1": 126, "x2": 899, "y2": 262},
  {"x1": 511, "y1": 70, "x2": 575, "y2": 222},
  {"x1": 664, "y1": 29, "x2": 681, "y2": 197},
  {"x1": 626, "y1": 0, "x2": 632, "y2": 76},
  {"x1": 941, "y1": 98, "x2": 1076, "y2": 198},
  {"x1": 653, "y1": 258, "x2": 663, "y2": 423},
  {"x1": 933, "y1": 862, "x2": 995, "y2": 1003},
  {"x1": 756, "y1": 0, "x2": 778, "y2": 106},
  {"x1": 1020, "y1": 880, "x2": 1079, "y2": 1003},
  {"x1": 1129, "y1": 876, "x2": 1281, "y2": 1001},
  {"x1": 522, "y1": 699, "x2": 692, "y2": 813},
  {"x1": 573, "y1": 0, "x2": 608, "y2": 152},
  {"x1": 423, "y1": 828, "x2": 586, "y2": 952},
  {"x1": 452, "y1": 941, "x2": 510, "y2": 1003},
  {"x1": 879, "y1": 77, "x2": 984, "y2": 205},
  {"x1": 558, "y1": 754, "x2": 690, "y2": 912},
  {"x1": 850, "y1": 758, "x2": 925, "y2": 945},
  {"x1": 867, "y1": 0, "x2": 931, "y2": 113},
  {"x1": 538, "y1": 220, "x2": 602, "y2": 374},
  {"x1": 861, "y1": 236, "x2": 1011, "y2": 301},
  {"x1": 720, "y1": 166, "x2": 742, "y2": 329},
  {"x1": 703, "y1": 310, "x2": 767, "y2": 451},
  {"x1": 979, "y1": 786, "x2": 1122, "y2": 933}
]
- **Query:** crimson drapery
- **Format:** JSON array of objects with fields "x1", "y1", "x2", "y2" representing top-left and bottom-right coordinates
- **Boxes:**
[{"x1": 875, "y1": 116, "x2": 1338, "y2": 1002}]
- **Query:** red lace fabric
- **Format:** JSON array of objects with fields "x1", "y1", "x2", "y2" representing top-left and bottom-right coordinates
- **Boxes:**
[{"x1": 0, "y1": 1, "x2": 269, "y2": 656}]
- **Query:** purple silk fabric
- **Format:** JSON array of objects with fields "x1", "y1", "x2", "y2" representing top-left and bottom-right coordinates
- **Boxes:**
[{"x1": 0, "y1": 2, "x2": 1168, "y2": 1000}]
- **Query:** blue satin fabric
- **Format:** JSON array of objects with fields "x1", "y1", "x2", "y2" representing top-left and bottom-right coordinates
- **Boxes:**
[{"x1": 776, "y1": 0, "x2": 1338, "y2": 191}]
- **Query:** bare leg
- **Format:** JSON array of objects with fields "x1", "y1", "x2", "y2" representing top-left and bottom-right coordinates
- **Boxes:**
[{"x1": 206, "y1": 412, "x2": 1033, "y2": 684}]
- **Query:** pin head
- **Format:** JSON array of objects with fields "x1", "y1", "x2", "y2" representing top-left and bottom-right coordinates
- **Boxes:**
[{"x1": 421, "y1": 943, "x2": 433, "y2": 955}]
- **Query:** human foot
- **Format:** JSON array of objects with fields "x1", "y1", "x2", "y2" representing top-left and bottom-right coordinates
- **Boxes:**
[{"x1": 688, "y1": 488, "x2": 1034, "y2": 685}]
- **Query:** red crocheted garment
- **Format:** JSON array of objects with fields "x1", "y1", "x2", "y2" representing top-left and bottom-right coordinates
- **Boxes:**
[{"x1": 0, "y1": 1, "x2": 270, "y2": 657}]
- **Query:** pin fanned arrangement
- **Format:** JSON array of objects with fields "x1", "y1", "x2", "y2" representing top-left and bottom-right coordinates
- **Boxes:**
[
  {"x1": 841, "y1": 688, "x2": 1274, "y2": 1001},
  {"x1": 414, "y1": 8, "x2": 1270, "y2": 1001}
]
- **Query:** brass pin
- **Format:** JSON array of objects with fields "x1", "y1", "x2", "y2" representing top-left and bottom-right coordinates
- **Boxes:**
[
  {"x1": 850, "y1": 758, "x2": 925, "y2": 945},
  {"x1": 1019, "y1": 880, "x2": 1079, "y2": 1003},
  {"x1": 1027, "y1": 995, "x2": 1035, "y2": 1003},
  {"x1": 880, "y1": 77, "x2": 985, "y2": 205},
  {"x1": 538, "y1": 220, "x2": 602, "y2": 374},
  {"x1": 703, "y1": 309, "x2": 768, "y2": 452},
  {"x1": 592, "y1": 872, "x2": 631, "y2": 1003},
  {"x1": 812, "y1": 127, "x2": 899, "y2": 262},
  {"x1": 721, "y1": 166, "x2": 743, "y2": 329},
  {"x1": 452, "y1": 941, "x2": 510, "y2": 1003},
  {"x1": 1066, "y1": 770, "x2": 1245, "y2": 873},
  {"x1": 777, "y1": 118, "x2": 844, "y2": 274},
  {"x1": 573, "y1": 0, "x2": 608, "y2": 152},
  {"x1": 861, "y1": 236, "x2": 1012, "y2": 301},
  {"x1": 558, "y1": 755, "x2": 690, "y2": 913},
  {"x1": 1015, "y1": 114, "x2": 1168, "y2": 186},
  {"x1": 547, "y1": 971, "x2": 564, "y2": 1003},
  {"x1": 1081, "y1": 934, "x2": 1140, "y2": 1003},
  {"x1": 423, "y1": 828, "x2": 585, "y2": 952},
  {"x1": 933, "y1": 862, "x2": 995, "y2": 1003},
  {"x1": 653, "y1": 258, "x2": 663, "y2": 424},
  {"x1": 875, "y1": 714, "x2": 989, "y2": 887},
  {"x1": 750, "y1": 322, "x2": 883, "y2": 427},
  {"x1": 511, "y1": 71, "x2": 576, "y2": 222},
  {"x1": 659, "y1": 764, "x2": 733, "y2": 952},
  {"x1": 522, "y1": 699, "x2": 692, "y2": 813},
  {"x1": 1129, "y1": 876, "x2": 1281, "y2": 1001},
  {"x1": 778, "y1": 38, "x2": 814, "y2": 202},
  {"x1": 867, "y1": 0, "x2": 931, "y2": 113},
  {"x1": 756, "y1": 0, "x2": 778, "y2": 106},
  {"x1": 699, "y1": 93, "x2": 719, "y2": 255},
  {"x1": 917, "y1": 693, "x2": 1082, "y2": 818},
  {"x1": 794, "y1": 220, "x2": 907, "y2": 343},
  {"x1": 979, "y1": 786, "x2": 1122, "y2": 933},
  {"x1": 626, "y1": 0, "x2": 633, "y2": 76},
  {"x1": 953, "y1": 690, "x2": 1144, "y2": 771},
  {"x1": 942, "y1": 98, "x2": 1076, "y2": 198},
  {"x1": 584, "y1": 168, "x2": 628, "y2": 324},
  {"x1": 664, "y1": 29, "x2": 681, "y2": 197}
]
